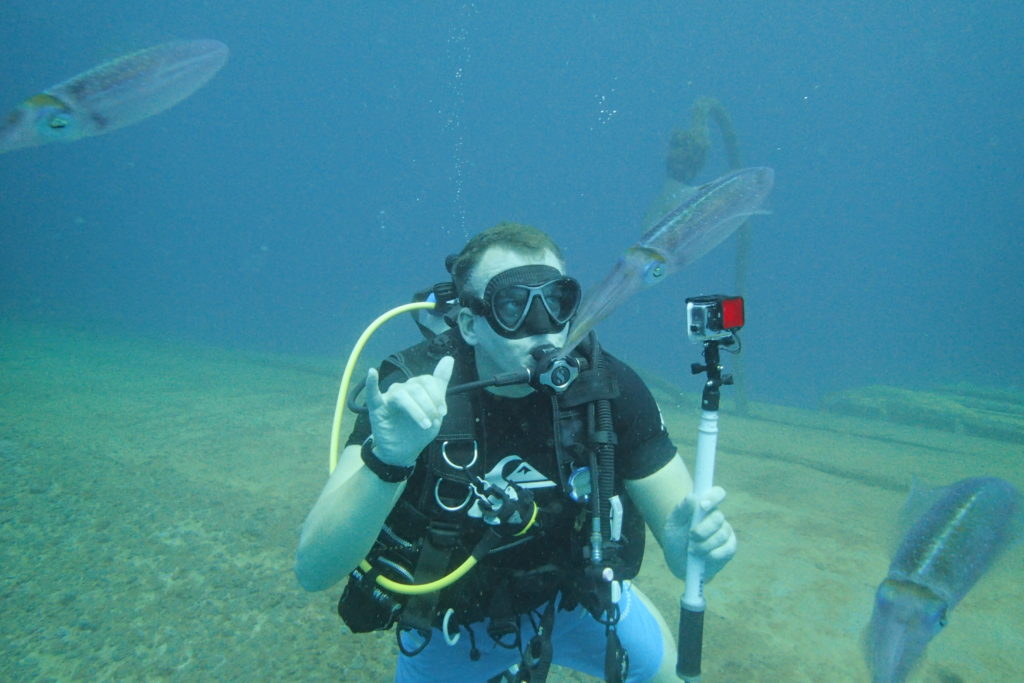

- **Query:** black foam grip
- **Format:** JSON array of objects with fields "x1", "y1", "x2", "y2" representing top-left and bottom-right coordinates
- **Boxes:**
[{"x1": 676, "y1": 606, "x2": 705, "y2": 679}]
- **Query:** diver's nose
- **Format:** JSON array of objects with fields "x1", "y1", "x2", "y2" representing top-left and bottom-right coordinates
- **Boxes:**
[{"x1": 519, "y1": 297, "x2": 559, "y2": 336}]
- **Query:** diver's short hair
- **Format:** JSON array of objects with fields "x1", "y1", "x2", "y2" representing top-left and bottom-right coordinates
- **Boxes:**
[{"x1": 450, "y1": 222, "x2": 564, "y2": 297}]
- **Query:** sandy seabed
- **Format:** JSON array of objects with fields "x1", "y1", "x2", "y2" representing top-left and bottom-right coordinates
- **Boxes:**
[{"x1": 1, "y1": 319, "x2": 1020, "y2": 682}]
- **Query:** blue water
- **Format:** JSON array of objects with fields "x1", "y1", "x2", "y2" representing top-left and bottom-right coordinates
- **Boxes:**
[{"x1": 2, "y1": 1, "x2": 1021, "y2": 407}]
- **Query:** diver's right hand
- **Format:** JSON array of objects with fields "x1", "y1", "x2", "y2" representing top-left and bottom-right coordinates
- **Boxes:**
[{"x1": 364, "y1": 356, "x2": 454, "y2": 467}]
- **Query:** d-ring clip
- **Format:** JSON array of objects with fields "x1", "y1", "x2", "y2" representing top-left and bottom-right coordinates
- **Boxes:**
[
  {"x1": 434, "y1": 479, "x2": 474, "y2": 512},
  {"x1": 441, "y1": 440, "x2": 478, "y2": 470},
  {"x1": 442, "y1": 608, "x2": 460, "y2": 646}
]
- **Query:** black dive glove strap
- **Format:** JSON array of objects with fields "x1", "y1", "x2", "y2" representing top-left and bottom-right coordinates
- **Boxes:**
[{"x1": 360, "y1": 436, "x2": 414, "y2": 483}]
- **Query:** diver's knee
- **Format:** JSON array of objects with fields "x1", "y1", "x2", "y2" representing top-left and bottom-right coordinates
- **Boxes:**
[{"x1": 626, "y1": 584, "x2": 677, "y2": 682}]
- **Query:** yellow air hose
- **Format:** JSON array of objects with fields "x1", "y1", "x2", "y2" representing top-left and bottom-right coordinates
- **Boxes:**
[
  {"x1": 359, "y1": 554, "x2": 481, "y2": 595},
  {"x1": 359, "y1": 505, "x2": 536, "y2": 596},
  {"x1": 329, "y1": 301, "x2": 436, "y2": 473},
  {"x1": 328, "y1": 299, "x2": 520, "y2": 596}
]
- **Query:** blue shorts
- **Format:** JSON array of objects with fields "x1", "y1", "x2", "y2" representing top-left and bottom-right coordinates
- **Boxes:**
[{"x1": 395, "y1": 583, "x2": 665, "y2": 682}]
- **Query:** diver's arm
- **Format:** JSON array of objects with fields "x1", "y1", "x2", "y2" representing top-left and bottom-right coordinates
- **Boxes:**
[
  {"x1": 626, "y1": 451, "x2": 692, "y2": 552},
  {"x1": 295, "y1": 443, "x2": 408, "y2": 591},
  {"x1": 625, "y1": 452, "x2": 736, "y2": 581},
  {"x1": 295, "y1": 356, "x2": 454, "y2": 592}
]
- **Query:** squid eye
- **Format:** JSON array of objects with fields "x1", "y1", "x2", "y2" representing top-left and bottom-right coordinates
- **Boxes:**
[
  {"x1": 643, "y1": 260, "x2": 666, "y2": 285},
  {"x1": 48, "y1": 116, "x2": 68, "y2": 129}
]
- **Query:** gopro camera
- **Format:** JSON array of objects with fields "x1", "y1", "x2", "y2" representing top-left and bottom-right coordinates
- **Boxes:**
[{"x1": 686, "y1": 295, "x2": 744, "y2": 343}]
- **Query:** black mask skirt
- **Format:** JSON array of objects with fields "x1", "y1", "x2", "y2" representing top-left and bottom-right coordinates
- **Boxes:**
[{"x1": 463, "y1": 265, "x2": 581, "y2": 339}]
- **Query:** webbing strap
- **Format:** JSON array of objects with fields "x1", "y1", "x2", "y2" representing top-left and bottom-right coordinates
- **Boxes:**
[
  {"x1": 396, "y1": 525, "x2": 462, "y2": 654},
  {"x1": 522, "y1": 599, "x2": 557, "y2": 682}
]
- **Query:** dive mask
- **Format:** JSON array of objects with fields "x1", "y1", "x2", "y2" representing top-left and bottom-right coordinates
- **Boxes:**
[{"x1": 462, "y1": 265, "x2": 581, "y2": 339}]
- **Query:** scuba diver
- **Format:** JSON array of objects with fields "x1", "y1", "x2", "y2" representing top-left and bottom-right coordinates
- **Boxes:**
[{"x1": 295, "y1": 222, "x2": 736, "y2": 682}]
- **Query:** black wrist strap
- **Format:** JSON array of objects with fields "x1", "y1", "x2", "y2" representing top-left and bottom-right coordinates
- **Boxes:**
[{"x1": 361, "y1": 436, "x2": 414, "y2": 483}]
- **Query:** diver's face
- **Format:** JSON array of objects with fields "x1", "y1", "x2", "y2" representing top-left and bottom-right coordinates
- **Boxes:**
[{"x1": 458, "y1": 246, "x2": 569, "y2": 396}]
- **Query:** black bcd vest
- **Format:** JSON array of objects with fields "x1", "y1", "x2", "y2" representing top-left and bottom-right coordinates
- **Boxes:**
[{"x1": 338, "y1": 329, "x2": 646, "y2": 636}]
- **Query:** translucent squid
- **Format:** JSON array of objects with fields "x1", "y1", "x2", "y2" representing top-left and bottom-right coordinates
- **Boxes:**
[
  {"x1": 866, "y1": 477, "x2": 1022, "y2": 683},
  {"x1": 562, "y1": 166, "x2": 774, "y2": 352},
  {"x1": 0, "y1": 39, "x2": 229, "y2": 154}
]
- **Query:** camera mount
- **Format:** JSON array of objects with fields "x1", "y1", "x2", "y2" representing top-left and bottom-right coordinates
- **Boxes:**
[{"x1": 691, "y1": 338, "x2": 734, "y2": 412}]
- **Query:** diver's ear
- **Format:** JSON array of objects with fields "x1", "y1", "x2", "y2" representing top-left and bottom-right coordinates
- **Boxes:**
[{"x1": 457, "y1": 307, "x2": 479, "y2": 346}]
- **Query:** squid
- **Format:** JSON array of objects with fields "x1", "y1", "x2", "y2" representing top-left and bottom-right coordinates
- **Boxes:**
[
  {"x1": 866, "y1": 477, "x2": 1022, "y2": 683},
  {"x1": 562, "y1": 166, "x2": 774, "y2": 353},
  {"x1": 0, "y1": 39, "x2": 228, "y2": 154}
]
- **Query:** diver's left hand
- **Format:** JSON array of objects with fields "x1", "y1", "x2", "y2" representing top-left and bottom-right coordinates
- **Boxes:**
[{"x1": 662, "y1": 486, "x2": 737, "y2": 582}]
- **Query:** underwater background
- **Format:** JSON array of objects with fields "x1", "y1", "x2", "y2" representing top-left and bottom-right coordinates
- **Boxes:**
[{"x1": 2, "y1": 2, "x2": 1021, "y2": 681}]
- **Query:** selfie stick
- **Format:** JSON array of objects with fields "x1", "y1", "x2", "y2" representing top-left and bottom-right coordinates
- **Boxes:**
[{"x1": 677, "y1": 338, "x2": 730, "y2": 682}]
